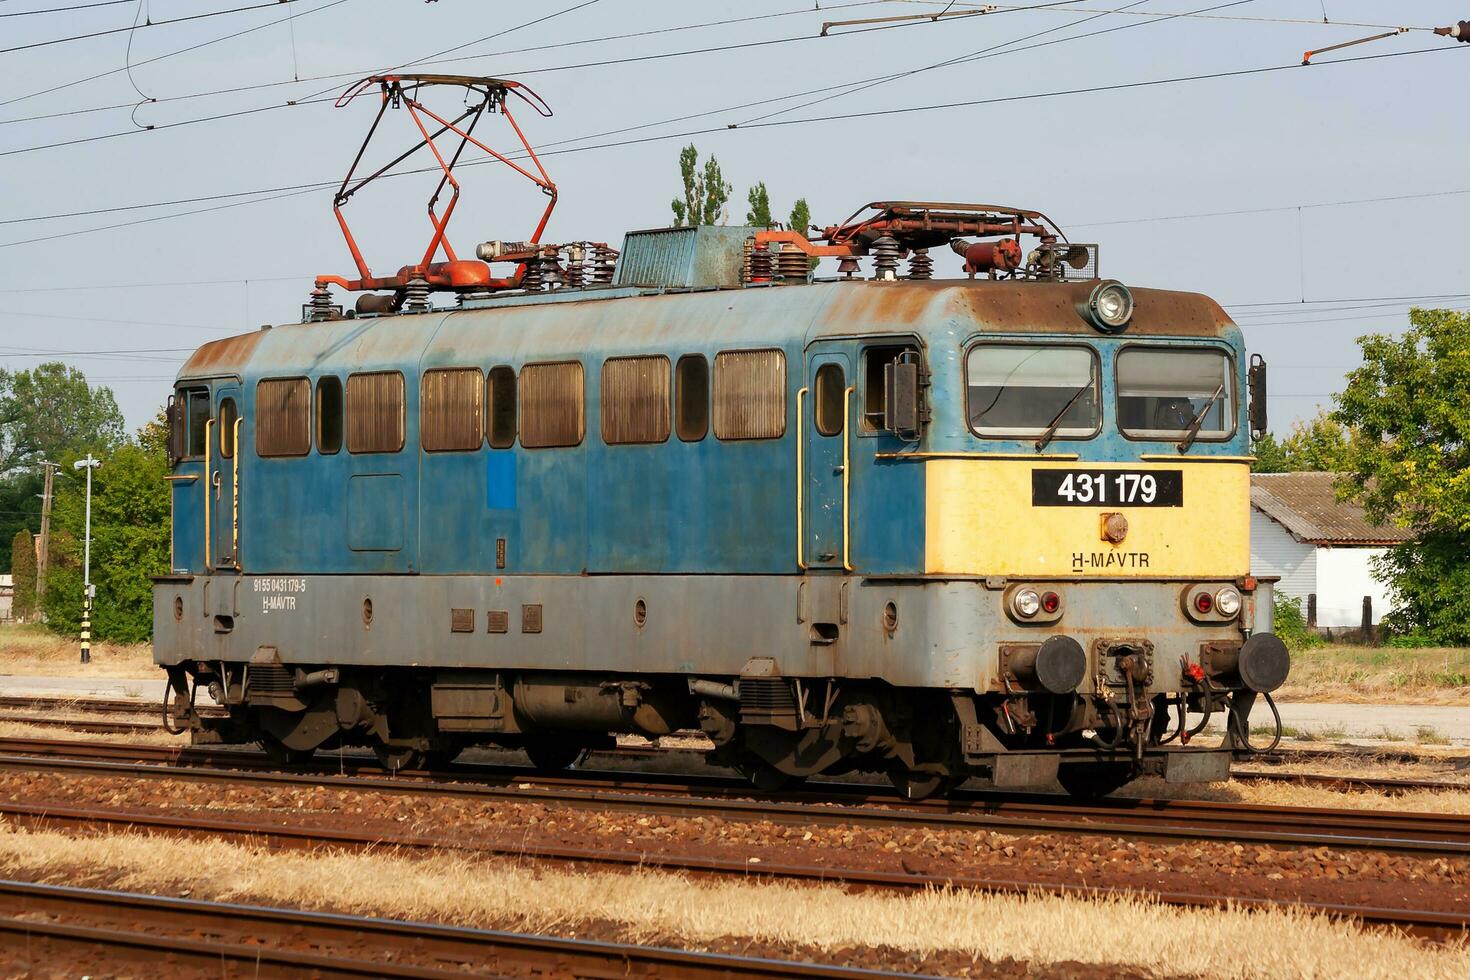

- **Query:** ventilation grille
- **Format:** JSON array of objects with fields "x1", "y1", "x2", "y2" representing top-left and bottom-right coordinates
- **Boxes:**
[
  {"x1": 739, "y1": 678, "x2": 795, "y2": 711},
  {"x1": 248, "y1": 664, "x2": 294, "y2": 697}
]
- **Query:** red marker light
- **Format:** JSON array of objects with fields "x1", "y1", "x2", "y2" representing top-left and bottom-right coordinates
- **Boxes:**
[
  {"x1": 1195, "y1": 592, "x2": 1213, "y2": 614},
  {"x1": 1041, "y1": 591, "x2": 1061, "y2": 614}
]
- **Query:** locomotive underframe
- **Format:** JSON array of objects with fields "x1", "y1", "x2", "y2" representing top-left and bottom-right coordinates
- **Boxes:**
[{"x1": 155, "y1": 572, "x2": 1269, "y2": 795}]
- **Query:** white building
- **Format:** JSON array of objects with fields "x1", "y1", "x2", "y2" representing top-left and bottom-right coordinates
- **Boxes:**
[
  {"x1": 0, "y1": 574, "x2": 12, "y2": 624},
  {"x1": 1250, "y1": 473, "x2": 1411, "y2": 630}
]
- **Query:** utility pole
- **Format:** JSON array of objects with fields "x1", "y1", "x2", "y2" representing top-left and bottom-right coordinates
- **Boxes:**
[
  {"x1": 73, "y1": 455, "x2": 100, "y2": 664},
  {"x1": 35, "y1": 460, "x2": 58, "y2": 611}
]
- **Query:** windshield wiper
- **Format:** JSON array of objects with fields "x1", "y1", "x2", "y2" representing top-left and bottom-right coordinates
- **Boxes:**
[
  {"x1": 1176, "y1": 383, "x2": 1226, "y2": 452},
  {"x1": 1035, "y1": 384, "x2": 1092, "y2": 452}
]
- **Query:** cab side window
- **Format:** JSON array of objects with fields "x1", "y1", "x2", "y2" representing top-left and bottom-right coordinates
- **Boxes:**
[{"x1": 185, "y1": 388, "x2": 211, "y2": 457}]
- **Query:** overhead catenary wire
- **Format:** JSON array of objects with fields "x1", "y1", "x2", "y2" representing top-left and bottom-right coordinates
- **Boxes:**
[
  {"x1": 896, "y1": 0, "x2": 1436, "y2": 31},
  {"x1": 0, "y1": 42, "x2": 1462, "y2": 252},
  {"x1": 0, "y1": 0, "x2": 898, "y2": 128},
  {"x1": 0, "y1": 0, "x2": 135, "y2": 17},
  {"x1": 0, "y1": 2, "x2": 1047, "y2": 157},
  {"x1": 0, "y1": 0, "x2": 310, "y2": 56},
  {"x1": 0, "y1": 0, "x2": 357, "y2": 110},
  {"x1": 736, "y1": 0, "x2": 1264, "y2": 127}
]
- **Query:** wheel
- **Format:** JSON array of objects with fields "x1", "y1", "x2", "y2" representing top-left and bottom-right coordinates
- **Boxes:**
[
  {"x1": 744, "y1": 763, "x2": 805, "y2": 793},
  {"x1": 886, "y1": 767, "x2": 953, "y2": 801},
  {"x1": 373, "y1": 743, "x2": 424, "y2": 773},
  {"x1": 422, "y1": 746, "x2": 464, "y2": 770},
  {"x1": 524, "y1": 738, "x2": 587, "y2": 771},
  {"x1": 1057, "y1": 764, "x2": 1134, "y2": 799},
  {"x1": 259, "y1": 736, "x2": 315, "y2": 767}
]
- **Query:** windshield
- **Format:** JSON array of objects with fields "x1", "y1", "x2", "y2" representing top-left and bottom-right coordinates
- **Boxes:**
[
  {"x1": 1116, "y1": 347, "x2": 1234, "y2": 440},
  {"x1": 967, "y1": 344, "x2": 1099, "y2": 438}
]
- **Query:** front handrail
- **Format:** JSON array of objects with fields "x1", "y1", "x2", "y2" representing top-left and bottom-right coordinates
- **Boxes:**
[
  {"x1": 203, "y1": 419, "x2": 214, "y2": 572},
  {"x1": 232, "y1": 415, "x2": 242, "y2": 568},
  {"x1": 795, "y1": 386, "x2": 808, "y2": 570},
  {"x1": 842, "y1": 385, "x2": 855, "y2": 572}
]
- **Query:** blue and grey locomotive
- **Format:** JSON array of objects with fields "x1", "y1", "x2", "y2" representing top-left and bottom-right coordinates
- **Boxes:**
[
  {"x1": 154, "y1": 209, "x2": 1289, "y2": 799},
  {"x1": 154, "y1": 76, "x2": 1289, "y2": 799}
]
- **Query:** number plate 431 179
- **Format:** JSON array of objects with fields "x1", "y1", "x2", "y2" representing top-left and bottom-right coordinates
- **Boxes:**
[{"x1": 1031, "y1": 469, "x2": 1183, "y2": 507}]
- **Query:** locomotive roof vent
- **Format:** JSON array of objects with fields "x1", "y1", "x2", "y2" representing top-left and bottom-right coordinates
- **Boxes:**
[{"x1": 614, "y1": 224, "x2": 760, "y2": 290}]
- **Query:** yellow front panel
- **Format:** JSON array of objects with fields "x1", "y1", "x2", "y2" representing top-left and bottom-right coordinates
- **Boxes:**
[{"x1": 925, "y1": 459, "x2": 1250, "y2": 577}]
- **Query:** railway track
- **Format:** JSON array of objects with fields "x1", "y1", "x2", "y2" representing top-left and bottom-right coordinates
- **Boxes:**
[
  {"x1": 6, "y1": 695, "x2": 1470, "y2": 795},
  {"x1": 0, "y1": 755, "x2": 1463, "y2": 944},
  {"x1": 1, "y1": 736, "x2": 1467, "y2": 857},
  {"x1": 0, "y1": 737, "x2": 1465, "y2": 941},
  {"x1": 0, "y1": 878, "x2": 907, "y2": 978}
]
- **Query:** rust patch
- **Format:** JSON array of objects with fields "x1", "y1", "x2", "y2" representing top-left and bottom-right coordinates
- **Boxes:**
[
  {"x1": 179, "y1": 330, "x2": 266, "y2": 380},
  {"x1": 813, "y1": 281, "x2": 1232, "y2": 339}
]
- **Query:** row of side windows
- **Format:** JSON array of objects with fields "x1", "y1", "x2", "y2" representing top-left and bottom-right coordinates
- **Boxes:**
[{"x1": 253, "y1": 350, "x2": 787, "y2": 458}]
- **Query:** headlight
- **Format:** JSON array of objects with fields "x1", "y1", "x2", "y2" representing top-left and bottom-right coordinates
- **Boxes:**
[
  {"x1": 1215, "y1": 588, "x2": 1242, "y2": 617},
  {"x1": 1014, "y1": 588, "x2": 1041, "y2": 618},
  {"x1": 1080, "y1": 279, "x2": 1134, "y2": 333}
]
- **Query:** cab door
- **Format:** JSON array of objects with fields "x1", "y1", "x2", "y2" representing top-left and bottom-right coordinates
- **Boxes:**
[
  {"x1": 802, "y1": 347, "x2": 854, "y2": 569},
  {"x1": 211, "y1": 383, "x2": 242, "y2": 570}
]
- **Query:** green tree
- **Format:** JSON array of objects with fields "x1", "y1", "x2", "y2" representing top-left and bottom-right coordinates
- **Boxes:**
[
  {"x1": 787, "y1": 198, "x2": 812, "y2": 235},
  {"x1": 42, "y1": 417, "x2": 170, "y2": 643},
  {"x1": 0, "y1": 471, "x2": 42, "y2": 574},
  {"x1": 1250, "y1": 410, "x2": 1356, "y2": 473},
  {"x1": 0, "y1": 362, "x2": 126, "y2": 475},
  {"x1": 1250, "y1": 432, "x2": 1291, "y2": 473},
  {"x1": 669, "y1": 144, "x2": 731, "y2": 226},
  {"x1": 787, "y1": 198, "x2": 817, "y2": 270},
  {"x1": 745, "y1": 182, "x2": 773, "y2": 227},
  {"x1": 1334, "y1": 308, "x2": 1470, "y2": 644},
  {"x1": 9, "y1": 529, "x2": 36, "y2": 622}
]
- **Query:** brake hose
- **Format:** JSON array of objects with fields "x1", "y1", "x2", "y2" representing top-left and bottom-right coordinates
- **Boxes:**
[
  {"x1": 1095, "y1": 698, "x2": 1125, "y2": 750},
  {"x1": 1157, "y1": 693, "x2": 1186, "y2": 745},
  {"x1": 161, "y1": 675, "x2": 197, "y2": 736},
  {"x1": 1227, "y1": 691, "x2": 1282, "y2": 754}
]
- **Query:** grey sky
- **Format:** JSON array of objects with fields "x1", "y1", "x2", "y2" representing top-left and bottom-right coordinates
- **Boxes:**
[{"x1": 1, "y1": 0, "x2": 1466, "y2": 433}]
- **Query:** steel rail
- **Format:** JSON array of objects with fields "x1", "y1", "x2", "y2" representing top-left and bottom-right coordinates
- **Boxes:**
[
  {"x1": 0, "y1": 740, "x2": 1467, "y2": 856},
  {"x1": 1235, "y1": 768, "x2": 1470, "y2": 794},
  {"x1": 0, "y1": 713, "x2": 162, "y2": 735},
  {"x1": 0, "y1": 794, "x2": 1464, "y2": 944},
  {"x1": 0, "y1": 878, "x2": 914, "y2": 979}
]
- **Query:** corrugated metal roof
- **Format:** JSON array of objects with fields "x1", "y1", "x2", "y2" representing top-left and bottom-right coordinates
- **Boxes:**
[{"x1": 1250, "y1": 472, "x2": 1412, "y2": 546}]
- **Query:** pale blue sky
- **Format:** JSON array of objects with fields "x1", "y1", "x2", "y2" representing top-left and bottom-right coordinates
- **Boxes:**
[{"x1": 1, "y1": 0, "x2": 1466, "y2": 432}]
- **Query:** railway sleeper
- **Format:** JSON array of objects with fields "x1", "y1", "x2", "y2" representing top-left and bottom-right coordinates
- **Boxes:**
[{"x1": 166, "y1": 663, "x2": 1247, "y2": 798}]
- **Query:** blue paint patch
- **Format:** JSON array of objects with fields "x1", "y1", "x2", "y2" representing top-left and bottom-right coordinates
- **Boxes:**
[{"x1": 486, "y1": 452, "x2": 517, "y2": 510}]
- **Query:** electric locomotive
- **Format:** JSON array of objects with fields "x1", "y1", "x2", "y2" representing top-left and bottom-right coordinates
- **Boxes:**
[{"x1": 153, "y1": 76, "x2": 1288, "y2": 798}]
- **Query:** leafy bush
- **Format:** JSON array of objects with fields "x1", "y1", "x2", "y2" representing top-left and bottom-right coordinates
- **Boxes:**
[{"x1": 1272, "y1": 593, "x2": 1323, "y2": 650}]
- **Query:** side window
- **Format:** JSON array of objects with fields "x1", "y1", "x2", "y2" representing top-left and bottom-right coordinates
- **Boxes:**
[
  {"x1": 814, "y1": 363, "x2": 846, "y2": 437},
  {"x1": 255, "y1": 378, "x2": 312, "y2": 457},
  {"x1": 486, "y1": 365, "x2": 517, "y2": 449},
  {"x1": 675, "y1": 354, "x2": 709, "y2": 442},
  {"x1": 316, "y1": 376, "x2": 343, "y2": 455},
  {"x1": 185, "y1": 388, "x2": 210, "y2": 457},
  {"x1": 519, "y1": 361, "x2": 584, "y2": 449},
  {"x1": 713, "y1": 349, "x2": 786, "y2": 441},
  {"x1": 218, "y1": 398, "x2": 239, "y2": 459},
  {"x1": 421, "y1": 367, "x2": 484, "y2": 452},
  {"x1": 862, "y1": 344, "x2": 920, "y2": 431},
  {"x1": 602, "y1": 355, "x2": 670, "y2": 445},
  {"x1": 346, "y1": 371, "x2": 406, "y2": 454}
]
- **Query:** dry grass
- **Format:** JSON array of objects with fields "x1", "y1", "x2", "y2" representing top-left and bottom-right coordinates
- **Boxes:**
[
  {"x1": 1118, "y1": 775, "x2": 1470, "y2": 815},
  {"x1": 1277, "y1": 645, "x2": 1470, "y2": 705},
  {"x1": 0, "y1": 824, "x2": 1464, "y2": 979},
  {"x1": 0, "y1": 623, "x2": 156, "y2": 679},
  {"x1": 0, "y1": 719, "x2": 182, "y2": 745}
]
